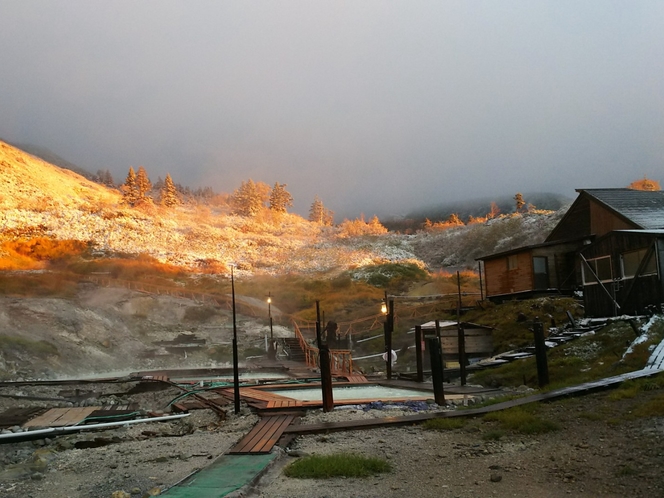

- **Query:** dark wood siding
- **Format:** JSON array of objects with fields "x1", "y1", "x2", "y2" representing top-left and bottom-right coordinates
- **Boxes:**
[
  {"x1": 547, "y1": 196, "x2": 591, "y2": 242},
  {"x1": 589, "y1": 201, "x2": 635, "y2": 237},
  {"x1": 581, "y1": 232, "x2": 664, "y2": 317}
]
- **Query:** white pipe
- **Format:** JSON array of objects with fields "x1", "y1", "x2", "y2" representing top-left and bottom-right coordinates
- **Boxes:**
[{"x1": 0, "y1": 413, "x2": 191, "y2": 444}]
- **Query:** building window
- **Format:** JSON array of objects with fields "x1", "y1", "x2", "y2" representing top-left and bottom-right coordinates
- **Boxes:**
[
  {"x1": 583, "y1": 256, "x2": 612, "y2": 285},
  {"x1": 507, "y1": 255, "x2": 518, "y2": 270},
  {"x1": 622, "y1": 249, "x2": 657, "y2": 278}
]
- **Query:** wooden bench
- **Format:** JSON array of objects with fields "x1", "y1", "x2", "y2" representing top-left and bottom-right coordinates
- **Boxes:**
[{"x1": 228, "y1": 415, "x2": 295, "y2": 454}]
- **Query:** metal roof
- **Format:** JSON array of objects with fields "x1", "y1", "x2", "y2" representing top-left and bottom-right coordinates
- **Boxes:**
[{"x1": 578, "y1": 188, "x2": 664, "y2": 229}]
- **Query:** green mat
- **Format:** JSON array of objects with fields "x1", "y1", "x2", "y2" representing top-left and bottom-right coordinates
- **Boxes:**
[{"x1": 162, "y1": 453, "x2": 276, "y2": 498}]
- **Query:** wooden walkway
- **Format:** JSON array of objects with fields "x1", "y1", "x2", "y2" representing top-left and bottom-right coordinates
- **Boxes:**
[
  {"x1": 645, "y1": 340, "x2": 664, "y2": 370},
  {"x1": 228, "y1": 415, "x2": 296, "y2": 454},
  {"x1": 23, "y1": 407, "x2": 100, "y2": 428}
]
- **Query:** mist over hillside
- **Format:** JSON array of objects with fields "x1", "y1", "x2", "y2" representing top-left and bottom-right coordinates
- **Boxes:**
[{"x1": 384, "y1": 193, "x2": 571, "y2": 232}]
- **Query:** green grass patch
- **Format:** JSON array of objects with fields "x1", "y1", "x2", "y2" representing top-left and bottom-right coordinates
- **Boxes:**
[
  {"x1": 481, "y1": 429, "x2": 505, "y2": 441},
  {"x1": 577, "y1": 411, "x2": 605, "y2": 421},
  {"x1": 423, "y1": 417, "x2": 466, "y2": 431},
  {"x1": 0, "y1": 335, "x2": 58, "y2": 358},
  {"x1": 483, "y1": 406, "x2": 559, "y2": 435},
  {"x1": 284, "y1": 453, "x2": 391, "y2": 479},
  {"x1": 630, "y1": 394, "x2": 664, "y2": 418}
]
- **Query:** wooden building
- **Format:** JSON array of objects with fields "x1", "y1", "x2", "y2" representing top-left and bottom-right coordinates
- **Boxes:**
[
  {"x1": 417, "y1": 320, "x2": 494, "y2": 367},
  {"x1": 479, "y1": 238, "x2": 585, "y2": 302},
  {"x1": 579, "y1": 230, "x2": 664, "y2": 317},
  {"x1": 478, "y1": 189, "x2": 664, "y2": 311}
]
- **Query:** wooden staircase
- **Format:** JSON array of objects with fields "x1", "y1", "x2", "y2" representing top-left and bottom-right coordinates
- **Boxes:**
[{"x1": 282, "y1": 337, "x2": 306, "y2": 362}]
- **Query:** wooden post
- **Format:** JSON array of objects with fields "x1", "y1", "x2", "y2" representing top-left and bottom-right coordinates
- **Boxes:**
[
  {"x1": 428, "y1": 337, "x2": 445, "y2": 405},
  {"x1": 316, "y1": 301, "x2": 334, "y2": 411},
  {"x1": 415, "y1": 325, "x2": 424, "y2": 383},
  {"x1": 385, "y1": 299, "x2": 394, "y2": 380},
  {"x1": 458, "y1": 322, "x2": 467, "y2": 386},
  {"x1": 533, "y1": 317, "x2": 549, "y2": 388},
  {"x1": 319, "y1": 345, "x2": 334, "y2": 412}
]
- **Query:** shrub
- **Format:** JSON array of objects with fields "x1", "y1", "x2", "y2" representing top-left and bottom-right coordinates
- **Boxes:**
[
  {"x1": 483, "y1": 407, "x2": 559, "y2": 434},
  {"x1": 284, "y1": 453, "x2": 391, "y2": 478},
  {"x1": 423, "y1": 417, "x2": 466, "y2": 431}
]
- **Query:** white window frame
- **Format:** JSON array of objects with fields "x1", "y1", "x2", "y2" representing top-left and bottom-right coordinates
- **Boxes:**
[
  {"x1": 582, "y1": 256, "x2": 612, "y2": 285},
  {"x1": 621, "y1": 249, "x2": 657, "y2": 279}
]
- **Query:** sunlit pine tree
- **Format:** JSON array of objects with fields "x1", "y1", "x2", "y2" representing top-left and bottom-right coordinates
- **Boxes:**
[
  {"x1": 514, "y1": 193, "x2": 526, "y2": 212},
  {"x1": 269, "y1": 182, "x2": 293, "y2": 213},
  {"x1": 309, "y1": 195, "x2": 334, "y2": 225},
  {"x1": 161, "y1": 173, "x2": 180, "y2": 207},
  {"x1": 136, "y1": 166, "x2": 152, "y2": 203},
  {"x1": 121, "y1": 167, "x2": 139, "y2": 206},
  {"x1": 629, "y1": 176, "x2": 661, "y2": 191},
  {"x1": 231, "y1": 179, "x2": 263, "y2": 216}
]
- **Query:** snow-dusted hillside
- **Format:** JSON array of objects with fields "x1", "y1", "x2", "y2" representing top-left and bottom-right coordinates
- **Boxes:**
[{"x1": 0, "y1": 140, "x2": 563, "y2": 274}]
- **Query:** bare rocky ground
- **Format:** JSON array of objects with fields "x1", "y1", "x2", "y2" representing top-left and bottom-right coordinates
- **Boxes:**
[
  {"x1": 1, "y1": 379, "x2": 662, "y2": 498},
  {"x1": 1, "y1": 285, "x2": 663, "y2": 497}
]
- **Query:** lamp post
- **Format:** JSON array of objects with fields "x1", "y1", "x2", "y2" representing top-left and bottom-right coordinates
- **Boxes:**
[
  {"x1": 230, "y1": 264, "x2": 240, "y2": 414},
  {"x1": 267, "y1": 292, "x2": 275, "y2": 359},
  {"x1": 382, "y1": 292, "x2": 394, "y2": 380}
]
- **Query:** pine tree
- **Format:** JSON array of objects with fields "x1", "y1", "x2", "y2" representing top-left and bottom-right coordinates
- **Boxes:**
[
  {"x1": 161, "y1": 173, "x2": 180, "y2": 207},
  {"x1": 269, "y1": 182, "x2": 293, "y2": 213},
  {"x1": 231, "y1": 179, "x2": 263, "y2": 216},
  {"x1": 136, "y1": 166, "x2": 152, "y2": 203},
  {"x1": 629, "y1": 176, "x2": 661, "y2": 191},
  {"x1": 121, "y1": 167, "x2": 139, "y2": 206},
  {"x1": 309, "y1": 196, "x2": 334, "y2": 225},
  {"x1": 488, "y1": 201, "x2": 500, "y2": 219},
  {"x1": 514, "y1": 193, "x2": 526, "y2": 212}
]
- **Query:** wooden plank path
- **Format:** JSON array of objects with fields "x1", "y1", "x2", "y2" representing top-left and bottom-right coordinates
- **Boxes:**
[
  {"x1": 645, "y1": 340, "x2": 664, "y2": 370},
  {"x1": 23, "y1": 407, "x2": 100, "y2": 428},
  {"x1": 228, "y1": 415, "x2": 295, "y2": 454}
]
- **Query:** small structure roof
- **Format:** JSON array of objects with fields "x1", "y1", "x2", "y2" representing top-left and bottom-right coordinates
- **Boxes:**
[{"x1": 579, "y1": 188, "x2": 664, "y2": 229}]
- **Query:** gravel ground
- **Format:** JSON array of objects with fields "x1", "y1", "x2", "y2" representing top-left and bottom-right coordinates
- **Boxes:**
[
  {"x1": 1, "y1": 382, "x2": 663, "y2": 498},
  {"x1": 245, "y1": 392, "x2": 664, "y2": 498}
]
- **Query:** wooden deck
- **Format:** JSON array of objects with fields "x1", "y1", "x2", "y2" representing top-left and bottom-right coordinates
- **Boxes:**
[
  {"x1": 228, "y1": 415, "x2": 296, "y2": 454},
  {"x1": 217, "y1": 387, "x2": 303, "y2": 409}
]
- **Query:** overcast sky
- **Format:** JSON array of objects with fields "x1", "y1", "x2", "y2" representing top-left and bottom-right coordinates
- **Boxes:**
[{"x1": 1, "y1": 1, "x2": 662, "y2": 219}]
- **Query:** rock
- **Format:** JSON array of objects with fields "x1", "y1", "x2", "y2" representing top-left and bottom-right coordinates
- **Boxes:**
[
  {"x1": 490, "y1": 473, "x2": 502, "y2": 483},
  {"x1": 131, "y1": 488, "x2": 142, "y2": 495},
  {"x1": 111, "y1": 492, "x2": 131, "y2": 498},
  {"x1": 142, "y1": 487, "x2": 162, "y2": 497},
  {"x1": 287, "y1": 450, "x2": 308, "y2": 458}
]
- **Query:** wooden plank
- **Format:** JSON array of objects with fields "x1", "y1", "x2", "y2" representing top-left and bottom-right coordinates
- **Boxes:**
[
  {"x1": 230, "y1": 416, "x2": 282, "y2": 454},
  {"x1": 229, "y1": 415, "x2": 295, "y2": 454},
  {"x1": 23, "y1": 407, "x2": 100, "y2": 428},
  {"x1": 252, "y1": 415, "x2": 294, "y2": 453}
]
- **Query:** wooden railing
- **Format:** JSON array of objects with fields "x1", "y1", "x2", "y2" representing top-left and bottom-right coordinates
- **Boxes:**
[{"x1": 292, "y1": 321, "x2": 353, "y2": 374}]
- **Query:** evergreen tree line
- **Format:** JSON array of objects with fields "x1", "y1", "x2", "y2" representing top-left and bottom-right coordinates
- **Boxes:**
[{"x1": 114, "y1": 166, "x2": 335, "y2": 224}]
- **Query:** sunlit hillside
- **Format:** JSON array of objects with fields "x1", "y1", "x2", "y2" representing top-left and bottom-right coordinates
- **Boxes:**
[{"x1": 0, "y1": 140, "x2": 421, "y2": 274}]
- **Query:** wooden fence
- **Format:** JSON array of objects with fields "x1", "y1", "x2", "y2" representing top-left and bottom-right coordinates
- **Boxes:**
[{"x1": 292, "y1": 321, "x2": 353, "y2": 374}]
